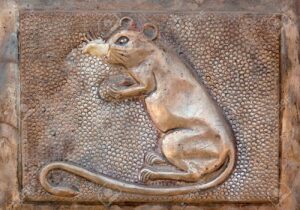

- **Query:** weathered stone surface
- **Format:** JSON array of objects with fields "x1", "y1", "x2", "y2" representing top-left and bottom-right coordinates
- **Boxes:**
[
  {"x1": 19, "y1": 11, "x2": 280, "y2": 203},
  {"x1": 0, "y1": 0, "x2": 19, "y2": 208}
]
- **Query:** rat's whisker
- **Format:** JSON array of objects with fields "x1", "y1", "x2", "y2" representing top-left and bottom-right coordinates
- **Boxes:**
[
  {"x1": 83, "y1": 36, "x2": 90, "y2": 42},
  {"x1": 86, "y1": 31, "x2": 94, "y2": 41},
  {"x1": 91, "y1": 30, "x2": 98, "y2": 40},
  {"x1": 110, "y1": 49, "x2": 128, "y2": 63},
  {"x1": 116, "y1": 53, "x2": 127, "y2": 63}
]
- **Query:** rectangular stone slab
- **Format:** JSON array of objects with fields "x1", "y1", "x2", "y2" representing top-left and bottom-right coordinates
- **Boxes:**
[{"x1": 19, "y1": 10, "x2": 281, "y2": 203}]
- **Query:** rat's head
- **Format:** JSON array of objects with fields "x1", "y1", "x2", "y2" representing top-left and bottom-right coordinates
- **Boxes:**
[{"x1": 83, "y1": 17, "x2": 159, "y2": 68}]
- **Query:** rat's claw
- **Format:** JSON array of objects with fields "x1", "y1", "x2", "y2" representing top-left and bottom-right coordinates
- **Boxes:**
[
  {"x1": 139, "y1": 168, "x2": 154, "y2": 182},
  {"x1": 107, "y1": 86, "x2": 122, "y2": 99}
]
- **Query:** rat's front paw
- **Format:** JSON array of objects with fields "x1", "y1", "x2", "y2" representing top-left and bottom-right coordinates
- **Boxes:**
[{"x1": 107, "y1": 85, "x2": 124, "y2": 100}]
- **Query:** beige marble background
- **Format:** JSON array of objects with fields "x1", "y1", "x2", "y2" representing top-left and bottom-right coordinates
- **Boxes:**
[{"x1": 0, "y1": 0, "x2": 299, "y2": 209}]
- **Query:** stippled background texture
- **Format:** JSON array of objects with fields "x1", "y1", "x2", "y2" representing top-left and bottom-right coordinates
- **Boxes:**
[{"x1": 19, "y1": 11, "x2": 280, "y2": 203}]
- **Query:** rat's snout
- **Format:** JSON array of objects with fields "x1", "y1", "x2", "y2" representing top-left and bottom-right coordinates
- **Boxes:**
[{"x1": 82, "y1": 39, "x2": 110, "y2": 58}]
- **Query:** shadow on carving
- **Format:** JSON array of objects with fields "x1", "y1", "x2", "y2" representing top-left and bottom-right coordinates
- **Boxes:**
[
  {"x1": 0, "y1": 122, "x2": 18, "y2": 205},
  {"x1": 0, "y1": 123, "x2": 17, "y2": 164}
]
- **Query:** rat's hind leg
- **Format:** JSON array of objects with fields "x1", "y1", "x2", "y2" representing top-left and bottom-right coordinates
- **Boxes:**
[
  {"x1": 139, "y1": 128, "x2": 222, "y2": 182},
  {"x1": 145, "y1": 151, "x2": 166, "y2": 165},
  {"x1": 139, "y1": 164, "x2": 203, "y2": 183}
]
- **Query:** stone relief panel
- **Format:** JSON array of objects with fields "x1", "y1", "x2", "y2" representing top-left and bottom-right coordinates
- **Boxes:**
[{"x1": 19, "y1": 11, "x2": 280, "y2": 203}]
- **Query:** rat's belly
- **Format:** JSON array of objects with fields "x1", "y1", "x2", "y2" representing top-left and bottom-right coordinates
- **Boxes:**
[
  {"x1": 145, "y1": 90, "x2": 228, "y2": 136},
  {"x1": 144, "y1": 92, "x2": 194, "y2": 132},
  {"x1": 145, "y1": 99, "x2": 176, "y2": 132}
]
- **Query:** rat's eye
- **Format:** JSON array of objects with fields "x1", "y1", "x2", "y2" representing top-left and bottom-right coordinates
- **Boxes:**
[{"x1": 115, "y1": 36, "x2": 129, "y2": 45}]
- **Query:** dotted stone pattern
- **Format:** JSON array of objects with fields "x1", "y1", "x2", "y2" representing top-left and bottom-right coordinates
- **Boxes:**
[{"x1": 20, "y1": 11, "x2": 281, "y2": 203}]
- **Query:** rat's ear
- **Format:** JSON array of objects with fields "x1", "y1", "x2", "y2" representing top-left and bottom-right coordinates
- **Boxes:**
[
  {"x1": 119, "y1": 17, "x2": 135, "y2": 29},
  {"x1": 142, "y1": 23, "x2": 158, "y2": 40}
]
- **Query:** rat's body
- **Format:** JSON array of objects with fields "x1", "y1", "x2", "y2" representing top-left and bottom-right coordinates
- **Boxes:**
[
  {"x1": 39, "y1": 17, "x2": 236, "y2": 197},
  {"x1": 92, "y1": 24, "x2": 236, "y2": 182},
  {"x1": 138, "y1": 50, "x2": 234, "y2": 182}
]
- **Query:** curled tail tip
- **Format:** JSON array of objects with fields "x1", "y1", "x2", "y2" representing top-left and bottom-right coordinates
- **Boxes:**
[
  {"x1": 39, "y1": 163, "x2": 80, "y2": 197},
  {"x1": 49, "y1": 186, "x2": 79, "y2": 197}
]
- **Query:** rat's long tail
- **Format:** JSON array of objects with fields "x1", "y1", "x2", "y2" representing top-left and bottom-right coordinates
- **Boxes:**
[{"x1": 40, "y1": 144, "x2": 236, "y2": 197}]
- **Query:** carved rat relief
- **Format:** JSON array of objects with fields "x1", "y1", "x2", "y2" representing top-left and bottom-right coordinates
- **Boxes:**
[{"x1": 39, "y1": 17, "x2": 236, "y2": 197}]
